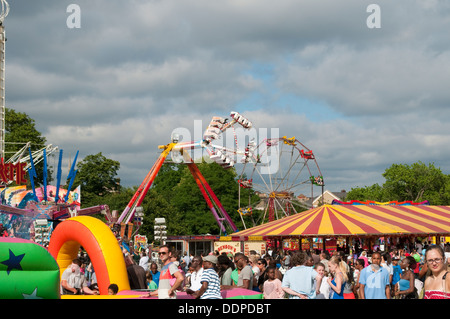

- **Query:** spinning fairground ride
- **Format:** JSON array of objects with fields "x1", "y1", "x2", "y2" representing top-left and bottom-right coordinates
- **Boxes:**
[
  {"x1": 117, "y1": 110, "x2": 324, "y2": 236},
  {"x1": 237, "y1": 136, "x2": 324, "y2": 229},
  {"x1": 117, "y1": 111, "x2": 255, "y2": 236}
]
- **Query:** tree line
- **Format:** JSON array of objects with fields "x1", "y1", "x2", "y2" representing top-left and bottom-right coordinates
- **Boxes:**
[{"x1": 345, "y1": 162, "x2": 450, "y2": 205}]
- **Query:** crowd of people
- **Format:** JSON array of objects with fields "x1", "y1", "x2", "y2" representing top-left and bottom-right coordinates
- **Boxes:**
[
  {"x1": 58, "y1": 239, "x2": 450, "y2": 300},
  {"x1": 137, "y1": 241, "x2": 450, "y2": 299}
]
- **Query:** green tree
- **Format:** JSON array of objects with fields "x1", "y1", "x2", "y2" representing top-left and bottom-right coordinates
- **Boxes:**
[
  {"x1": 71, "y1": 152, "x2": 121, "y2": 199},
  {"x1": 5, "y1": 108, "x2": 49, "y2": 185},
  {"x1": 5, "y1": 108, "x2": 47, "y2": 156},
  {"x1": 346, "y1": 183, "x2": 387, "y2": 202},
  {"x1": 145, "y1": 160, "x2": 245, "y2": 237},
  {"x1": 151, "y1": 163, "x2": 184, "y2": 192},
  {"x1": 140, "y1": 188, "x2": 184, "y2": 241},
  {"x1": 382, "y1": 162, "x2": 447, "y2": 202},
  {"x1": 346, "y1": 161, "x2": 450, "y2": 205}
]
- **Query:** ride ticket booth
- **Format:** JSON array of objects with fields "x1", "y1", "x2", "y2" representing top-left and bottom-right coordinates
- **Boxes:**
[{"x1": 215, "y1": 236, "x2": 267, "y2": 256}]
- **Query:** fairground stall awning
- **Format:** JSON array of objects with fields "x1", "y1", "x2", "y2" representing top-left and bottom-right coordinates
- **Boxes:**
[{"x1": 231, "y1": 204, "x2": 450, "y2": 238}]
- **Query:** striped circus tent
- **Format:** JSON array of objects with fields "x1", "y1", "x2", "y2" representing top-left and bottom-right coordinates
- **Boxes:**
[{"x1": 231, "y1": 204, "x2": 450, "y2": 238}]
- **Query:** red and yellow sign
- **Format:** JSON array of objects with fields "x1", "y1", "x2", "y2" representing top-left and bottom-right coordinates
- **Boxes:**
[
  {"x1": 0, "y1": 161, "x2": 27, "y2": 184},
  {"x1": 214, "y1": 241, "x2": 240, "y2": 255}
]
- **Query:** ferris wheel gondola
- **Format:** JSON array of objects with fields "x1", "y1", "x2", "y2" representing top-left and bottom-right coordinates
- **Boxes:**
[{"x1": 237, "y1": 136, "x2": 324, "y2": 229}]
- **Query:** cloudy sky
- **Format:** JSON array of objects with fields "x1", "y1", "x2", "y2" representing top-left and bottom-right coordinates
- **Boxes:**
[{"x1": 4, "y1": 0, "x2": 450, "y2": 197}]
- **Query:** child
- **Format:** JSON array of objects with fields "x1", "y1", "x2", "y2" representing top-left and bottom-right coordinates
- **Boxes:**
[
  {"x1": 263, "y1": 266, "x2": 285, "y2": 299},
  {"x1": 314, "y1": 262, "x2": 330, "y2": 299},
  {"x1": 108, "y1": 284, "x2": 119, "y2": 295},
  {"x1": 184, "y1": 264, "x2": 196, "y2": 289},
  {"x1": 146, "y1": 271, "x2": 158, "y2": 290}
]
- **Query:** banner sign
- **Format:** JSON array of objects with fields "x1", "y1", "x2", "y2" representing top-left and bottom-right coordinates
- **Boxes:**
[
  {"x1": 214, "y1": 241, "x2": 241, "y2": 255},
  {"x1": 0, "y1": 185, "x2": 81, "y2": 207},
  {"x1": 0, "y1": 161, "x2": 27, "y2": 185}
]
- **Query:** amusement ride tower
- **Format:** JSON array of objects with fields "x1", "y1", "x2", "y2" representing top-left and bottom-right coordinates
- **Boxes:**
[{"x1": 0, "y1": 0, "x2": 9, "y2": 160}]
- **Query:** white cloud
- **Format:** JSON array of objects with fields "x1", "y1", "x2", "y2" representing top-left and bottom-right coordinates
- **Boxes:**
[
  {"x1": 3, "y1": 0, "x2": 450, "y2": 196},
  {"x1": 276, "y1": 44, "x2": 450, "y2": 116}
]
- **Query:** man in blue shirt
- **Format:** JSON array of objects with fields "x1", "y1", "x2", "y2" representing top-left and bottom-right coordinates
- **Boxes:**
[
  {"x1": 359, "y1": 251, "x2": 391, "y2": 299},
  {"x1": 391, "y1": 257, "x2": 402, "y2": 286},
  {"x1": 150, "y1": 262, "x2": 160, "y2": 287},
  {"x1": 281, "y1": 251, "x2": 322, "y2": 299}
]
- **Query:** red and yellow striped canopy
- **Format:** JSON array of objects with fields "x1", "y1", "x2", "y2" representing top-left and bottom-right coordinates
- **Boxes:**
[{"x1": 232, "y1": 205, "x2": 450, "y2": 238}]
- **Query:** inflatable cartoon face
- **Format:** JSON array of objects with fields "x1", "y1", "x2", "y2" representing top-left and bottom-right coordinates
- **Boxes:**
[{"x1": 0, "y1": 238, "x2": 60, "y2": 299}]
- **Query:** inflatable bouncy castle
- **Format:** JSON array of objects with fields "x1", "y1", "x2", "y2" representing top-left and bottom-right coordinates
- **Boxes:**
[
  {"x1": 0, "y1": 237, "x2": 60, "y2": 299},
  {"x1": 48, "y1": 216, "x2": 130, "y2": 295}
]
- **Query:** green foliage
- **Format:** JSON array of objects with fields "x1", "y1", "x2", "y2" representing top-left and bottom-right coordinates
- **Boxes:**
[
  {"x1": 382, "y1": 162, "x2": 446, "y2": 202},
  {"x1": 346, "y1": 184, "x2": 387, "y2": 202},
  {"x1": 72, "y1": 152, "x2": 120, "y2": 195},
  {"x1": 347, "y1": 161, "x2": 450, "y2": 204},
  {"x1": 139, "y1": 188, "x2": 183, "y2": 238},
  {"x1": 5, "y1": 108, "x2": 48, "y2": 185},
  {"x1": 148, "y1": 160, "x2": 245, "y2": 236},
  {"x1": 76, "y1": 158, "x2": 248, "y2": 240},
  {"x1": 5, "y1": 108, "x2": 47, "y2": 154},
  {"x1": 80, "y1": 187, "x2": 136, "y2": 222}
]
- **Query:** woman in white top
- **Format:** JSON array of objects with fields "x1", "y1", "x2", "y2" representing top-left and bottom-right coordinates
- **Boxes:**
[
  {"x1": 249, "y1": 254, "x2": 261, "y2": 289},
  {"x1": 381, "y1": 252, "x2": 393, "y2": 286}
]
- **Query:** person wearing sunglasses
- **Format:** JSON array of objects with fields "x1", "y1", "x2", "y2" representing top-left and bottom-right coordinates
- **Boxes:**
[
  {"x1": 145, "y1": 246, "x2": 184, "y2": 299},
  {"x1": 423, "y1": 245, "x2": 450, "y2": 299},
  {"x1": 256, "y1": 258, "x2": 268, "y2": 292}
]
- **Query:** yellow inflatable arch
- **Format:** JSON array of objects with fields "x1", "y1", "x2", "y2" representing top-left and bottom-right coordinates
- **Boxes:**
[{"x1": 48, "y1": 216, "x2": 130, "y2": 295}]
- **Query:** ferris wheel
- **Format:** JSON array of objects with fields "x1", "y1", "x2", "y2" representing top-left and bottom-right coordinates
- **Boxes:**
[{"x1": 237, "y1": 136, "x2": 324, "y2": 228}]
